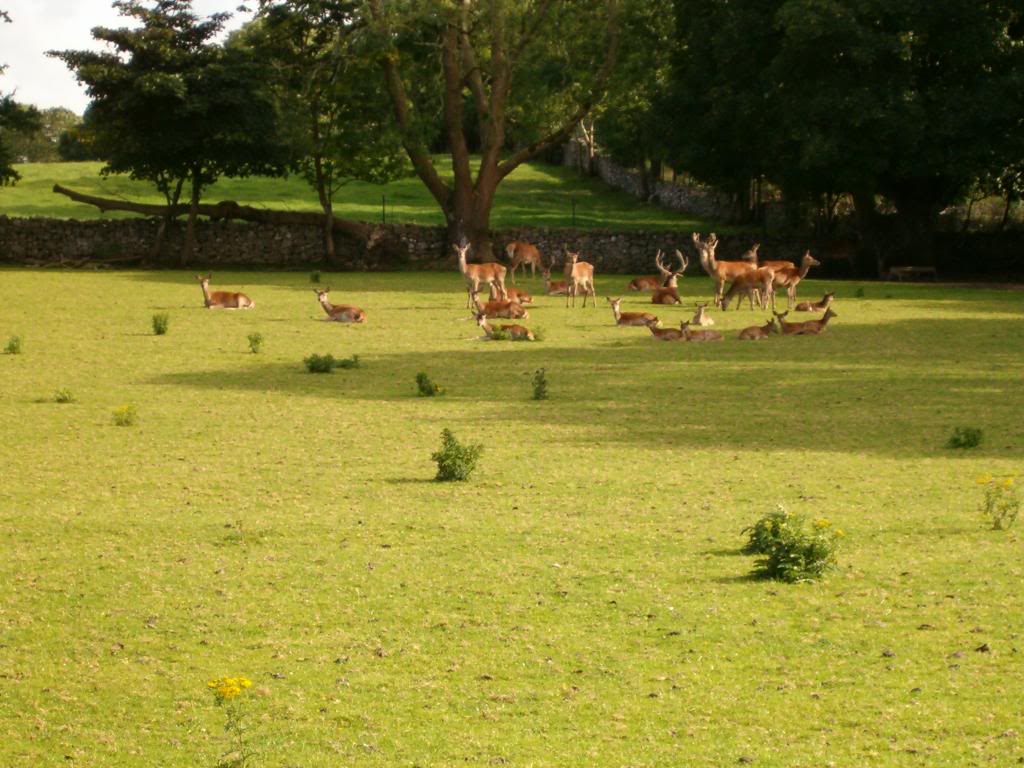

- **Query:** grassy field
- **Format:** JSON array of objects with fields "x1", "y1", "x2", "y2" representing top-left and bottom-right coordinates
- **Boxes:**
[
  {"x1": 0, "y1": 161, "x2": 714, "y2": 232},
  {"x1": 1, "y1": 269, "x2": 1022, "y2": 767}
]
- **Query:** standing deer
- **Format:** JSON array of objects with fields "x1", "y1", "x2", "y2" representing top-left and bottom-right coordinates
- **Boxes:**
[
  {"x1": 607, "y1": 297, "x2": 659, "y2": 327},
  {"x1": 692, "y1": 302, "x2": 714, "y2": 327},
  {"x1": 456, "y1": 242, "x2": 507, "y2": 308},
  {"x1": 719, "y1": 266, "x2": 777, "y2": 311},
  {"x1": 504, "y1": 241, "x2": 543, "y2": 283},
  {"x1": 475, "y1": 312, "x2": 535, "y2": 341},
  {"x1": 195, "y1": 275, "x2": 254, "y2": 309},
  {"x1": 794, "y1": 291, "x2": 834, "y2": 313},
  {"x1": 564, "y1": 250, "x2": 596, "y2": 308},
  {"x1": 471, "y1": 291, "x2": 528, "y2": 319},
  {"x1": 490, "y1": 284, "x2": 532, "y2": 305},
  {"x1": 651, "y1": 250, "x2": 688, "y2": 305},
  {"x1": 540, "y1": 264, "x2": 569, "y2": 296},
  {"x1": 643, "y1": 316, "x2": 683, "y2": 341},
  {"x1": 313, "y1": 288, "x2": 366, "y2": 323},
  {"x1": 693, "y1": 232, "x2": 757, "y2": 306},
  {"x1": 772, "y1": 251, "x2": 821, "y2": 308},
  {"x1": 738, "y1": 318, "x2": 778, "y2": 340},
  {"x1": 679, "y1": 320, "x2": 724, "y2": 342}
]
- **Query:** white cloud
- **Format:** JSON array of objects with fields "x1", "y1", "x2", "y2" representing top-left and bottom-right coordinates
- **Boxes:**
[{"x1": 0, "y1": 0, "x2": 252, "y2": 113}]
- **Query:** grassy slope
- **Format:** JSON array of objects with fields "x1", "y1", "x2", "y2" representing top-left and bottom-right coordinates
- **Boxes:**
[
  {"x1": 0, "y1": 270, "x2": 1022, "y2": 767},
  {"x1": 0, "y1": 161, "x2": 714, "y2": 231}
]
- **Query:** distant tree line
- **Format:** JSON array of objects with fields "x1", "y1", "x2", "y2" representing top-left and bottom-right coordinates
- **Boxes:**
[{"x1": 3, "y1": 0, "x2": 1021, "y2": 270}]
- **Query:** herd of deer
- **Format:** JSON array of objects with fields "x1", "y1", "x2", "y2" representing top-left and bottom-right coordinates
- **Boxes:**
[{"x1": 192, "y1": 232, "x2": 836, "y2": 343}]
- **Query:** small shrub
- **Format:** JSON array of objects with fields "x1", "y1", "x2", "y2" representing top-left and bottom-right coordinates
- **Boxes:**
[
  {"x1": 152, "y1": 313, "x2": 170, "y2": 335},
  {"x1": 247, "y1": 332, "x2": 264, "y2": 354},
  {"x1": 5, "y1": 335, "x2": 22, "y2": 354},
  {"x1": 532, "y1": 368, "x2": 549, "y2": 400},
  {"x1": 54, "y1": 388, "x2": 75, "y2": 404},
  {"x1": 304, "y1": 353, "x2": 336, "y2": 373},
  {"x1": 416, "y1": 372, "x2": 443, "y2": 396},
  {"x1": 310, "y1": 270, "x2": 322, "y2": 284},
  {"x1": 947, "y1": 426, "x2": 982, "y2": 449},
  {"x1": 431, "y1": 428, "x2": 482, "y2": 482},
  {"x1": 977, "y1": 474, "x2": 1020, "y2": 530},
  {"x1": 112, "y1": 404, "x2": 137, "y2": 427},
  {"x1": 335, "y1": 353, "x2": 360, "y2": 369},
  {"x1": 854, "y1": 287, "x2": 865, "y2": 298},
  {"x1": 489, "y1": 327, "x2": 509, "y2": 341},
  {"x1": 742, "y1": 506, "x2": 842, "y2": 583}
]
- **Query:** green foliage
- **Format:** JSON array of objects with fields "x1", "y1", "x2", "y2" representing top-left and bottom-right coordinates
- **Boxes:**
[
  {"x1": 742, "y1": 506, "x2": 842, "y2": 583},
  {"x1": 334, "y1": 354, "x2": 360, "y2": 369},
  {"x1": 3, "y1": 107, "x2": 80, "y2": 163},
  {"x1": 309, "y1": 271, "x2": 321, "y2": 284},
  {"x1": 431, "y1": 428, "x2": 482, "y2": 482},
  {"x1": 53, "y1": 388, "x2": 75, "y2": 404},
  {"x1": 304, "y1": 353, "x2": 336, "y2": 373},
  {"x1": 532, "y1": 368, "x2": 549, "y2": 400},
  {"x1": 530, "y1": 326, "x2": 546, "y2": 342},
  {"x1": 415, "y1": 372, "x2": 443, "y2": 397},
  {"x1": 947, "y1": 426, "x2": 983, "y2": 449},
  {"x1": 977, "y1": 475, "x2": 1020, "y2": 530},
  {"x1": 151, "y1": 313, "x2": 170, "y2": 336},
  {"x1": 247, "y1": 332, "x2": 264, "y2": 354},
  {"x1": 488, "y1": 327, "x2": 509, "y2": 341},
  {"x1": 855, "y1": 287, "x2": 866, "y2": 299},
  {"x1": 4, "y1": 334, "x2": 22, "y2": 354},
  {"x1": 0, "y1": 95, "x2": 41, "y2": 186},
  {"x1": 112, "y1": 404, "x2": 137, "y2": 427}
]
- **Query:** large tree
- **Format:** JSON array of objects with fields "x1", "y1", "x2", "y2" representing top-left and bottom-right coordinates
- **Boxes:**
[
  {"x1": 365, "y1": 0, "x2": 622, "y2": 260},
  {"x1": 0, "y1": 8, "x2": 42, "y2": 186},
  {"x1": 50, "y1": 0, "x2": 289, "y2": 263}
]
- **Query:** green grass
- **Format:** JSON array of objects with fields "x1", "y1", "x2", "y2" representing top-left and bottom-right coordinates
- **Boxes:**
[
  {"x1": 1, "y1": 269, "x2": 1023, "y2": 767},
  {"x1": 0, "y1": 160, "x2": 716, "y2": 231}
]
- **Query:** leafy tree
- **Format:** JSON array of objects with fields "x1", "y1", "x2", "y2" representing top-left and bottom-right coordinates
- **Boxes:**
[
  {"x1": 246, "y1": 1, "x2": 406, "y2": 264},
  {"x1": 5, "y1": 107, "x2": 81, "y2": 162},
  {"x1": 50, "y1": 0, "x2": 289, "y2": 263},
  {"x1": 365, "y1": 0, "x2": 622, "y2": 260},
  {"x1": 0, "y1": 9, "x2": 41, "y2": 185}
]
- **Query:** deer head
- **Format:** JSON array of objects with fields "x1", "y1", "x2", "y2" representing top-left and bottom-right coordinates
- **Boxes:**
[{"x1": 801, "y1": 251, "x2": 822, "y2": 268}]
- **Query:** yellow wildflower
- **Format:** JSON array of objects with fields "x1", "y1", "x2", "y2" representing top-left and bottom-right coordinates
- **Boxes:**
[
  {"x1": 207, "y1": 676, "x2": 252, "y2": 701},
  {"x1": 812, "y1": 518, "x2": 832, "y2": 530},
  {"x1": 1000, "y1": 477, "x2": 1015, "y2": 489}
]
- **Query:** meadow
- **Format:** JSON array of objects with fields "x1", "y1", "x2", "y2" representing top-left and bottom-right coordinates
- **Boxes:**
[
  {"x1": 1, "y1": 161, "x2": 711, "y2": 232},
  {"x1": 0, "y1": 268, "x2": 1022, "y2": 767}
]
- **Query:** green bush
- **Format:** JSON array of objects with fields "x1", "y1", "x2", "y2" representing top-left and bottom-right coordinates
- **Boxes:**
[
  {"x1": 532, "y1": 368, "x2": 549, "y2": 400},
  {"x1": 304, "y1": 353, "x2": 336, "y2": 373},
  {"x1": 977, "y1": 475, "x2": 1020, "y2": 530},
  {"x1": 310, "y1": 270, "x2": 322, "y2": 284},
  {"x1": 854, "y1": 287, "x2": 865, "y2": 298},
  {"x1": 742, "y1": 506, "x2": 841, "y2": 582},
  {"x1": 113, "y1": 404, "x2": 137, "y2": 427},
  {"x1": 431, "y1": 428, "x2": 482, "y2": 482},
  {"x1": 335, "y1": 354, "x2": 360, "y2": 369},
  {"x1": 5, "y1": 335, "x2": 22, "y2": 354},
  {"x1": 151, "y1": 313, "x2": 170, "y2": 335},
  {"x1": 416, "y1": 372, "x2": 443, "y2": 396},
  {"x1": 247, "y1": 332, "x2": 264, "y2": 354},
  {"x1": 947, "y1": 426, "x2": 982, "y2": 449},
  {"x1": 54, "y1": 388, "x2": 75, "y2": 404}
]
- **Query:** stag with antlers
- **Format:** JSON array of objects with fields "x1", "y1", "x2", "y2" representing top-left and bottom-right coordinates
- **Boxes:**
[{"x1": 651, "y1": 250, "x2": 688, "y2": 305}]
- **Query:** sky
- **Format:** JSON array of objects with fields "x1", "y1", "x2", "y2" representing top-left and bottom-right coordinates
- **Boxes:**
[{"x1": 0, "y1": 0, "x2": 253, "y2": 114}]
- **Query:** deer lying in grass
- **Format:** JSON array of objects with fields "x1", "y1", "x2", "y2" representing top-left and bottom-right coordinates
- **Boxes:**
[
  {"x1": 456, "y1": 242, "x2": 507, "y2": 308},
  {"x1": 490, "y1": 284, "x2": 533, "y2": 305},
  {"x1": 772, "y1": 251, "x2": 821, "y2": 308},
  {"x1": 541, "y1": 265, "x2": 569, "y2": 296},
  {"x1": 628, "y1": 248, "x2": 680, "y2": 291},
  {"x1": 475, "y1": 311, "x2": 534, "y2": 341},
  {"x1": 564, "y1": 250, "x2": 596, "y2": 307},
  {"x1": 693, "y1": 232, "x2": 757, "y2": 306},
  {"x1": 773, "y1": 310, "x2": 804, "y2": 335},
  {"x1": 314, "y1": 288, "x2": 366, "y2": 323},
  {"x1": 719, "y1": 266, "x2": 777, "y2": 311},
  {"x1": 651, "y1": 250, "x2": 688, "y2": 305},
  {"x1": 643, "y1": 316, "x2": 683, "y2": 341},
  {"x1": 471, "y1": 291, "x2": 528, "y2": 319},
  {"x1": 505, "y1": 241, "x2": 543, "y2": 283},
  {"x1": 679, "y1": 320, "x2": 724, "y2": 342},
  {"x1": 607, "y1": 297, "x2": 659, "y2": 327},
  {"x1": 692, "y1": 301, "x2": 714, "y2": 327},
  {"x1": 738, "y1": 318, "x2": 777, "y2": 340},
  {"x1": 794, "y1": 292, "x2": 834, "y2": 312},
  {"x1": 774, "y1": 308, "x2": 836, "y2": 335},
  {"x1": 196, "y1": 275, "x2": 254, "y2": 309}
]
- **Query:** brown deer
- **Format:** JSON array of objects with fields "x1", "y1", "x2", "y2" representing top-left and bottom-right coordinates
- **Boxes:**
[
  {"x1": 651, "y1": 250, "x2": 688, "y2": 305},
  {"x1": 504, "y1": 241, "x2": 543, "y2": 283},
  {"x1": 628, "y1": 249, "x2": 678, "y2": 291},
  {"x1": 196, "y1": 275, "x2": 254, "y2": 309},
  {"x1": 475, "y1": 312, "x2": 535, "y2": 341},
  {"x1": 679, "y1": 320, "x2": 724, "y2": 342},
  {"x1": 456, "y1": 242, "x2": 507, "y2": 308},
  {"x1": 541, "y1": 264, "x2": 569, "y2": 296},
  {"x1": 693, "y1": 232, "x2": 757, "y2": 306},
  {"x1": 794, "y1": 291, "x2": 834, "y2": 313},
  {"x1": 794, "y1": 307, "x2": 837, "y2": 335},
  {"x1": 471, "y1": 291, "x2": 528, "y2": 319},
  {"x1": 313, "y1": 288, "x2": 366, "y2": 323},
  {"x1": 607, "y1": 297, "x2": 659, "y2": 327},
  {"x1": 490, "y1": 284, "x2": 533, "y2": 305},
  {"x1": 564, "y1": 250, "x2": 596, "y2": 308},
  {"x1": 772, "y1": 251, "x2": 821, "y2": 308},
  {"x1": 719, "y1": 266, "x2": 777, "y2": 311},
  {"x1": 738, "y1": 317, "x2": 778, "y2": 340},
  {"x1": 692, "y1": 301, "x2": 714, "y2": 327},
  {"x1": 773, "y1": 310, "x2": 806, "y2": 335},
  {"x1": 643, "y1": 316, "x2": 683, "y2": 341}
]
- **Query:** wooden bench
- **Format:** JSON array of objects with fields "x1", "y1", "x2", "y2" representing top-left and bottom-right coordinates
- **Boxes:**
[{"x1": 887, "y1": 265, "x2": 938, "y2": 282}]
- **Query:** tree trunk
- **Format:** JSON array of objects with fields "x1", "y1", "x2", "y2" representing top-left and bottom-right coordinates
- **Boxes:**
[
  {"x1": 152, "y1": 178, "x2": 184, "y2": 263},
  {"x1": 637, "y1": 160, "x2": 651, "y2": 201},
  {"x1": 313, "y1": 156, "x2": 338, "y2": 266},
  {"x1": 183, "y1": 171, "x2": 201, "y2": 267},
  {"x1": 852, "y1": 191, "x2": 884, "y2": 277}
]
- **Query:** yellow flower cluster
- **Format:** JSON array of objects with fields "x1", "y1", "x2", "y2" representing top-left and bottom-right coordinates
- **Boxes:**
[
  {"x1": 976, "y1": 474, "x2": 1017, "y2": 489},
  {"x1": 812, "y1": 517, "x2": 832, "y2": 530},
  {"x1": 207, "y1": 676, "x2": 252, "y2": 701}
]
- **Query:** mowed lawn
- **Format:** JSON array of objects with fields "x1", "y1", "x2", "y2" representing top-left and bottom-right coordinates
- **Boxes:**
[
  {"x1": 1, "y1": 161, "x2": 713, "y2": 232},
  {"x1": 1, "y1": 269, "x2": 1022, "y2": 768}
]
